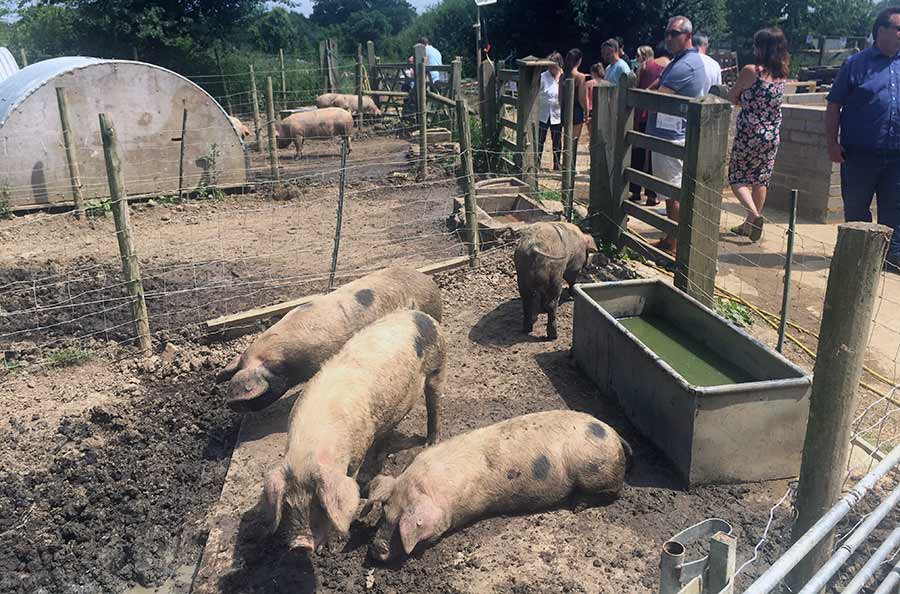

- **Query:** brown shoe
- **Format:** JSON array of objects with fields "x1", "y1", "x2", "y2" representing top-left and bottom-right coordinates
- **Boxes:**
[{"x1": 748, "y1": 216, "x2": 765, "y2": 242}]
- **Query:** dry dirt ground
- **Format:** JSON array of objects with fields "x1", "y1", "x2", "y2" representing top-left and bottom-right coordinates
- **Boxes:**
[{"x1": 0, "y1": 133, "x2": 896, "y2": 594}]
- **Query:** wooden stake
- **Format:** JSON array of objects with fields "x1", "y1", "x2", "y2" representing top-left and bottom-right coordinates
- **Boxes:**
[
  {"x1": 328, "y1": 140, "x2": 349, "y2": 291},
  {"x1": 516, "y1": 62, "x2": 541, "y2": 196},
  {"x1": 265, "y1": 77, "x2": 279, "y2": 180},
  {"x1": 177, "y1": 107, "x2": 188, "y2": 200},
  {"x1": 675, "y1": 94, "x2": 732, "y2": 306},
  {"x1": 457, "y1": 97, "x2": 479, "y2": 267},
  {"x1": 608, "y1": 72, "x2": 636, "y2": 244},
  {"x1": 55, "y1": 87, "x2": 85, "y2": 219},
  {"x1": 481, "y1": 60, "x2": 497, "y2": 155},
  {"x1": 279, "y1": 48, "x2": 286, "y2": 109},
  {"x1": 414, "y1": 43, "x2": 428, "y2": 181},
  {"x1": 98, "y1": 113, "x2": 152, "y2": 355},
  {"x1": 560, "y1": 77, "x2": 575, "y2": 221},
  {"x1": 356, "y1": 44, "x2": 364, "y2": 129},
  {"x1": 787, "y1": 222, "x2": 892, "y2": 591},
  {"x1": 588, "y1": 81, "x2": 616, "y2": 237},
  {"x1": 19, "y1": 48, "x2": 27, "y2": 67},
  {"x1": 249, "y1": 64, "x2": 261, "y2": 144}
]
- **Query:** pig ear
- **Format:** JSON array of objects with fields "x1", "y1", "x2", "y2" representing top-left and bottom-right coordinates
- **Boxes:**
[
  {"x1": 317, "y1": 471, "x2": 360, "y2": 535},
  {"x1": 263, "y1": 464, "x2": 288, "y2": 534},
  {"x1": 215, "y1": 353, "x2": 242, "y2": 383},
  {"x1": 398, "y1": 500, "x2": 444, "y2": 555}
]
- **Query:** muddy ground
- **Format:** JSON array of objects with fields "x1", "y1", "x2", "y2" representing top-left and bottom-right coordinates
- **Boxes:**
[{"x1": 0, "y1": 132, "x2": 896, "y2": 594}]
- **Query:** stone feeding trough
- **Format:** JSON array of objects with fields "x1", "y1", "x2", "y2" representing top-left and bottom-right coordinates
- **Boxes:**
[
  {"x1": 572, "y1": 279, "x2": 812, "y2": 487},
  {"x1": 450, "y1": 177, "x2": 558, "y2": 247}
]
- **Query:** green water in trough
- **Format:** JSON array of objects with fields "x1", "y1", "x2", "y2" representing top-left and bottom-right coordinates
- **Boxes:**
[{"x1": 618, "y1": 315, "x2": 755, "y2": 387}]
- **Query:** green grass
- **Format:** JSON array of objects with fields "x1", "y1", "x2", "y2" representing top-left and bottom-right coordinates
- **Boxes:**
[
  {"x1": 2, "y1": 359, "x2": 24, "y2": 374},
  {"x1": 47, "y1": 347, "x2": 93, "y2": 368},
  {"x1": 714, "y1": 297, "x2": 754, "y2": 328}
]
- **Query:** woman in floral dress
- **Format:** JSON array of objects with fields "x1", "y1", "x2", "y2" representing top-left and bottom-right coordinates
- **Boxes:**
[{"x1": 728, "y1": 28, "x2": 790, "y2": 241}]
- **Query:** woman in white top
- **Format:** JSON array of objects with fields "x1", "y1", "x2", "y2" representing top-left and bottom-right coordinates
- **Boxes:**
[{"x1": 537, "y1": 52, "x2": 564, "y2": 171}]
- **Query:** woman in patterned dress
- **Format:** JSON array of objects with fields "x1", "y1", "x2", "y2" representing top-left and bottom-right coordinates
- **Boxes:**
[{"x1": 727, "y1": 28, "x2": 790, "y2": 241}]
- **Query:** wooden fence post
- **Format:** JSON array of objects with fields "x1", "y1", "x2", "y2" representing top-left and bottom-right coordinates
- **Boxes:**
[
  {"x1": 249, "y1": 64, "x2": 262, "y2": 144},
  {"x1": 356, "y1": 44, "x2": 364, "y2": 130},
  {"x1": 482, "y1": 60, "x2": 497, "y2": 154},
  {"x1": 560, "y1": 77, "x2": 576, "y2": 221},
  {"x1": 279, "y1": 48, "x2": 286, "y2": 109},
  {"x1": 588, "y1": 81, "x2": 616, "y2": 237},
  {"x1": 457, "y1": 97, "x2": 479, "y2": 267},
  {"x1": 414, "y1": 43, "x2": 428, "y2": 181},
  {"x1": 19, "y1": 48, "x2": 27, "y2": 67},
  {"x1": 214, "y1": 45, "x2": 233, "y2": 116},
  {"x1": 786, "y1": 223, "x2": 892, "y2": 591},
  {"x1": 98, "y1": 113, "x2": 152, "y2": 355},
  {"x1": 366, "y1": 41, "x2": 378, "y2": 107},
  {"x1": 327, "y1": 39, "x2": 340, "y2": 94},
  {"x1": 516, "y1": 61, "x2": 541, "y2": 196},
  {"x1": 674, "y1": 94, "x2": 732, "y2": 306},
  {"x1": 55, "y1": 87, "x2": 85, "y2": 219},
  {"x1": 449, "y1": 58, "x2": 462, "y2": 135},
  {"x1": 319, "y1": 40, "x2": 329, "y2": 92},
  {"x1": 265, "y1": 76, "x2": 280, "y2": 180},
  {"x1": 708, "y1": 533, "x2": 737, "y2": 594},
  {"x1": 177, "y1": 107, "x2": 187, "y2": 200},
  {"x1": 327, "y1": 140, "x2": 349, "y2": 292},
  {"x1": 607, "y1": 72, "x2": 637, "y2": 244}
]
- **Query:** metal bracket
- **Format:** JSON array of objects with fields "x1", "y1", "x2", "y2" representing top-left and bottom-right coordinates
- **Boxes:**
[{"x1": 659, "y1": 518, "x2": 735, "y2": 594}]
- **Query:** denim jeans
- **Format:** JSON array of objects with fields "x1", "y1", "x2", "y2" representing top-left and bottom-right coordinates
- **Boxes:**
[{"x1": 841, "y1": 148, "x2": 900, "y2": 262}]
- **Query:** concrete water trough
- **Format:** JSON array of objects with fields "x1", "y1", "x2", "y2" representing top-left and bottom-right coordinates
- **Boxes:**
[
  {"x1": 450, "y1": 178, "x2": 558, "y2": 247},
  {"x1": 571, "y1": 279, "x2": 812, "y2": 487}
]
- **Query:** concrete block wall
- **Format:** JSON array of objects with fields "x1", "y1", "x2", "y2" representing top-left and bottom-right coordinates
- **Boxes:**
[{"x1": 767, "y1": 104, "x2": 843, "y2": 223}]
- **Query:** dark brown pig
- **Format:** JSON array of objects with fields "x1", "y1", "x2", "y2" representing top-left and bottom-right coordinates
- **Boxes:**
[
  {"x1": 216, "y1": 267, "x2": 442, "y2": 412},
  {"x1": 513, "y1": 222, "x2": 598, "y2": 340},
  {"x1": 364, "y1": 410, "x2": 630, "y2": 561},
  {"x1": 262, "y1": 310, "x2": 446, "y2": 551}
]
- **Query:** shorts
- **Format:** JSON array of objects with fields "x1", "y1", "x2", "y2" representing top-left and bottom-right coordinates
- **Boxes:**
[{"x1": 651, "y1": 139, "x2": 685, "y2": 200}]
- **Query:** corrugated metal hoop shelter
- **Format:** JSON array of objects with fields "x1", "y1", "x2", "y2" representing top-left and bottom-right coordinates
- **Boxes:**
[
  {"x1": 0, "y1": 57, "x2": 247, "y2": 211},
  {"x1": 0, "y1": 48, "x2": 19, "y2": 84}
]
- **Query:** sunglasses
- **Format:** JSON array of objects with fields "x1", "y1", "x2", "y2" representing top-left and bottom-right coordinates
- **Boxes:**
[
  {"x1": 882, "y1": 24, "x2": 900, "y2": 32},
  {"x1": 665, "y1": 29, "x2": 688, "y2": 38}
]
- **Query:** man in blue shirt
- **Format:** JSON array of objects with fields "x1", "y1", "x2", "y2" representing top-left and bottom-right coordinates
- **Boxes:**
[
  {"x1": 602, "y1": 39, "x2": 631, "y2": 85},
  {"x1": 826, "y1": 6, "x2": 900, "y2": 270},
  {"x1": 420, "y1": 36, "x2": 444, "y2": 84},
  {"x1": 646, "y1": 15, "x2": 709, "y2": 253}
]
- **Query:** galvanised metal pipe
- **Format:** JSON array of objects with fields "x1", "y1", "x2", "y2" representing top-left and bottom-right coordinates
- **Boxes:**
[
  {"x1": 796, "y1": 481, "x2": 900, "y2": 594},
  {"x1": 839, "y1": 526, "x2": 900, "y2": 594},
  {"x1": 743, "y1": 443, "x2": 900, "y2": 594},
  {"x1": 870, "y1": 553, "x2": 900, "y2": 594}
]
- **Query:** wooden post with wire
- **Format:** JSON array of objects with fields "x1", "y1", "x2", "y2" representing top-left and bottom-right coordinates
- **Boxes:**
[
  {"x1": 279, "y1": 48, "x2": 287, "y2": 109},
  {"x1": 482, "y1": 60, "x2": 497, "y2": 154},
  {"x1": 674, "y1": 93, "x2": 732, "y2": 306},
  {"x1": 414, "y1": 43, "x2": 428, "y2": 181},
  {"x1": 55, "y1": 87, "x2": 85, "y2": 219},
  {"x1": 98, "y1": 113, "x2": 152, "y2": 355},
  {"x1": 265, "y1": 76, "x2": 279, "y2": 180},
  {"x1": 607, "y1": 72, "x2": 636, "y2": 244},
  {"x1": 356, "y1": 44, "x2": 364, "y2": 130},
  {"x1": 176, "y1": 107, "x2": 188, "y2": 200},
  {"x1": 588, "y1": 81, "x2": 615, "y2": 236},
  {"x1": 328, "y1": 140, "x2": 349, "y2": 292},
  {"x1": 787, "y1": 222, "x2": 892, "y2": 592},
  {"x1": 19, "y1": 48, "x2": 28, "y2": 67},
  {"x1": 457, "y1": 97, "x2": 479, "y2": 267},
  {"x1": 249, "y1": 64, "x2": 262, "y2": 144},
  {"x1": 777, "y1": 189, "x2": 799, "y2": 352},
  {"x1": 560, "y1": 77, "x2": 575, "y2": 221},
  {"x1": 450, "y1": 58, "x2": 462, "y2": 133}
]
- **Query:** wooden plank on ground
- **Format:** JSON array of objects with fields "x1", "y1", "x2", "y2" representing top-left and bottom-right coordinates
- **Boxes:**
[
  {"x1": 204, "y1": 255, "x2": 472, "y2": 336},
  {"x1": 623, "y1": 200, "x2": 678, "y2": 235}
]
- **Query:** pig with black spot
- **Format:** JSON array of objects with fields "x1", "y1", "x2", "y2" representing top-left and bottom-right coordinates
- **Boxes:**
[
  {"x1": 263, "y1": 310, "x2": 446, "y2": 551},
  {"x1": 365, "y1": 410, "x2": 631, "y2": 561},
  {"x1": 217, "y1": 267, "x2": 442, "y2": 412},
  {"x1": 514, "y1": 222, "x2": 598, "y2": 340}
]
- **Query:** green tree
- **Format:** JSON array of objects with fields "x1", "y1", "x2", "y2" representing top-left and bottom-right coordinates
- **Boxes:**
[{"x1": 346, "y1": 9, "x2": 392, "y2": 44}]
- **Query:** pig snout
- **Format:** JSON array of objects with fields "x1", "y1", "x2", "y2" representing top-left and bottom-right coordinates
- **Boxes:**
[{"x1": 225, "y1": 366, "x2": 287, "y2": 412}]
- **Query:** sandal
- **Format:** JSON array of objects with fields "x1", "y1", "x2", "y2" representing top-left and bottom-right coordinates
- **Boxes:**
[
  {"x1": 730, "y1": 223, "x2": 750, "y2": 237},
  {"x1": 748, "y1": 216, "x2": 765, "y2": 242}
]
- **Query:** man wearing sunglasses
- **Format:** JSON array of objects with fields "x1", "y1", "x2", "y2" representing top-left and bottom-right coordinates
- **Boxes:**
[
  {"x1": 826, "y1": 6, "x2": 900, "y2": 272},
  {"x1": 646, "y1": 15, "x2": 710, "y2": 253}
]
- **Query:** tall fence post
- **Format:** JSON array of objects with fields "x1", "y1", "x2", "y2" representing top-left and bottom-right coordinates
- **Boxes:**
[
  {"x1": 561, "y1": 77, "x2": 576, "y2": 221},
  {"x1": 265, "y1": 76, "x2": 280, "y2": 180},
  {"x1": 482, "y1": 61, "x2": 497, "y2": 152},
  {"x1": 19, "y1": 48, "x2": 27, "y2": 67},
  {"x1": 279, "y1": 48, "x2": 287, "y2": 109},
  {"x1": 607, "y1": 73, "x2": 637, "y2": 244},
  {"x1": 356, "y1": 44, "x2": 364, "y2": 130},
  {"x1": 214, "y1": 45, "x2": 233, "y2": 116},
  {"x1": 777, "y1": 189, "x2": 799, "y2": 352},
  {"x1": 457, "y1": 97, "x2": 479, "y2": 267},
  {"x1": 327, "y1": 140, "x2": 349, "y2": 292},
  {"x1": 98, "y1": 113, "x2": 152, "y2": 355},
  {"x1": 55, "y1": 87, "x2": 85, "y2": 219},
  {"x1": 414, "y1": 43, "x2": 428, "y2": 181},
  {"x1": 327, "y1": 39, "x2": 340, "y2": 94},
  {"x1": 474, "y1": 9, "x2": 483, "y2": 123},
  {"x1": 589, "y1": 81, "x2": 616, "y2": 237},
  {"x1": 450, "y1": 58, "x2": 462, "y2": 134},
  {"x1": 674, "y1": 94, "x2": 732, "y2": 306},
  {"x1": 249, "y1": 64, "x2": 262, "y2": 144},
  {"x1": 786, "y1": 222, "x2": 892, "y2": 592},
  {"x1": 516, "y1": 61, "x2": 541, "y2": 196},
  {"x1": 319, "y1": 40, "x2": 329, "y2": 92},
  {"x1": 366, "y1": 40, "x2": 378, "y2": 108},
  {"x1": 177, "y1": 107, "x2": 188, "y2": 200}
]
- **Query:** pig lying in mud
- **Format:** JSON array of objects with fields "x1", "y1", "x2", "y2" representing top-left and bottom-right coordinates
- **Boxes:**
[
  {"x1": 514, "y1": 222, "x2": 598, "y2": 340},
  {"x1": 228, "y1": 115, "x2": 252, "y2": 140},
  {"x1": 276, "y1": 107, "x2": 354, "y2": 159},
  {"x1": 365, "y1": 410, "x2": 631, "y2": 561},
  {"x1": 263, "y1": 310, "x2": 446, "y2": 551},
  {"x1": 316, "y1": 93, "x2": 383, "y2": 117},
  {"x1": 216, "y1": 267, "x2": 442, "y2": 412}
]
